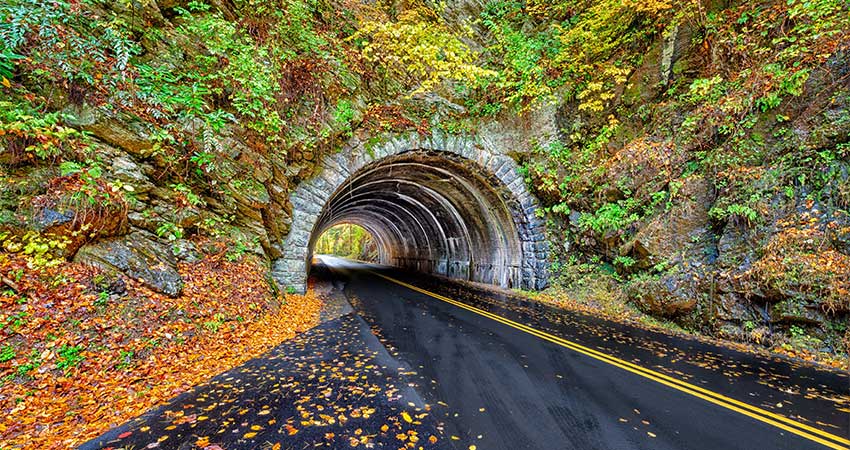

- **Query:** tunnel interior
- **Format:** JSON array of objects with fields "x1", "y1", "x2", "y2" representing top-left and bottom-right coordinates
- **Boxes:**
[{"x1": 307, "y1": 150, "x2": 535, "y2": 288}]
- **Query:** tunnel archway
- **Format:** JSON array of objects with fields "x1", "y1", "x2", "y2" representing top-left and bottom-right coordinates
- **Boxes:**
[{"x1": 273, "y1": 132, "x2": 549, "y2": 293}]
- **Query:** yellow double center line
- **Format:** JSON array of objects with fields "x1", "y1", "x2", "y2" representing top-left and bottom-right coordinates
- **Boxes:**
[{"x1": 372, "y1": 272, "x2": 850, "y2": 450}]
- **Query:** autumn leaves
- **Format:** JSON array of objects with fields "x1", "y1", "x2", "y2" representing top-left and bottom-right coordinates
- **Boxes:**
[{"x1": 89, "y1": 313, "x2": 452, "y2": 449}]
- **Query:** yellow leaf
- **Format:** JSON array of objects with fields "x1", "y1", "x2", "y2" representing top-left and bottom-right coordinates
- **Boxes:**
[
  {"x1": 1, "y1": 78, "x2": 10, "y2": 88},
  {"x1": 243, "y1": 431, "x2": 258, "y2": 439},
  {"x1": 401, "y1": 411, "x2": 413, "y2": 423}
]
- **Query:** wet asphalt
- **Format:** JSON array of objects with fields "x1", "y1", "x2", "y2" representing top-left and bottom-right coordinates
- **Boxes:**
[
  {"x1": 83, "y1": 256, "x2": 849, "y2": 450},
  {"x1": 323, "y1": 257, "x2": 849, "y2": 450}
]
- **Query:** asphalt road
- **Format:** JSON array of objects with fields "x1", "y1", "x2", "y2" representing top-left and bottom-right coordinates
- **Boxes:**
[
  {"x1": 84, "y1": 256, "x2": 849, "y2": 450},
  {"x1": 322, "y1": 256, "x2": 849, "y2": 450}
]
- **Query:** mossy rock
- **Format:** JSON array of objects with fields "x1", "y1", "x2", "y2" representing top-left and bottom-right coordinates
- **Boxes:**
[{"x1": 771, "y1": 299, "x2": 825, "y2": 325}]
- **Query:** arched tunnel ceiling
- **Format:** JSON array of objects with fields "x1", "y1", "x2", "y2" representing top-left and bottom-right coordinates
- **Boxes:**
[
  {"x1": 310, "y1": 151, "x2": 533, "y2": 288},
  {"x1": 273, "y1": 133, "x2": 549, "y2": 293}
]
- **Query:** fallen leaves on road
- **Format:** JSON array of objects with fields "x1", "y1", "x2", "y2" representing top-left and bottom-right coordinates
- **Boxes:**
[
  {"x1": 0, "y1": 246, "x2": 321, "y2": 449},
  {"x1": 100, "y1": 312, "x2": 445, "y2": 449}
]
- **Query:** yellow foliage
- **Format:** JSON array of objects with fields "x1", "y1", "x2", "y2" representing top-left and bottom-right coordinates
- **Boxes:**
[
  {"x1": 623, "y1": 0, "x2": 673, "y2": 15},
  {"x1": 352, "y1": 10, "x2": 495, "y2": 95},
  {"x1": 1, "y1": 231, "x2": 71, "y2": 269},
  {"x1": 577, "y1": 66, "x2": 631, "y2": 112}
]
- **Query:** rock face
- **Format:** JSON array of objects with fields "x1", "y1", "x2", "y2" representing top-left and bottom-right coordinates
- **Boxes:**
[
  {"x1": 622, "y1": 176, "x2": 713, "y2": 269},
  {"x1": 75, "y1": 231, "x2": 183, "y2": 297},
  {"x1": 627, "y1": 272, "x2": 700, "y2": 319},
  {"x1": 2, "y1": 0, "x2": 846, "y2": 359}
]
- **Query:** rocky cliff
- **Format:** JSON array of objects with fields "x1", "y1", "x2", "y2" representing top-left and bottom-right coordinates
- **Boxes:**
[{"x1": 1, "y1": 0, "x2": 847, "y2": 363}]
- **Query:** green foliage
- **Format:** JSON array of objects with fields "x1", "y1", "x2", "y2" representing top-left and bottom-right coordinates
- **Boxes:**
[
  {"x1": 332, "y1": 99, "x2": 356, "y2": 136},
  {"x1": 686, "y1": 76, "x2": 727, "y2": 104},
  {"x1": 479, "y1": 1, "x2": 563, "y2": 105},
  {"x1": 0, "y1": 47, "x2": 23, "y2": 80},
  {"x1": 709, "y1": 203, "x2": 760, "y2": 226},
  {"x1": 0, "y1": 102, "x2": 87, "y2": 161},
  {"x1": 115, "y1": 350, "x2": 134, "y2": 371},
  {"x1": 171, "y1": 183, "x2": 205, "y2": 207},
  {"x1": 0, "y1": 0, "x2": 139, "y2": 92},
  {"x1": 155, "y1": 222, "x2": 184, "y2": 241},
  {"x1": 613, "y1": 255, "x2": 636, "y2": 268},
  {"x1": 235, "y1": 0, "x2": 332, "y2": 57},
  {"x1": 476, "y1": 0, "x2": 671, "y2": 108},
  {"x1": 225, "y1": 237, "x2": 256, "y2": 262},
  {"x1": 315, "y1": 223, "x2": 377, "y2": 260},
  {"x1": 174, "y1": 5, "x2": 281, "y2": 135},
  {"x1": 56, "y1": 344, "x2": 84, "y2": 373},
  {"x1": 579, "y1": 200, "x2": 640, "y2": 234},
  {"x1": 94, "y1": 291, "x2": 109, "y2": 307},
  {"x1": 0, "y1": 344, "x2": 15, "y2": 362},
  {"x1": 15, "y1": 350, "x2": 40, "y2": 377},
  {"x1": 203, "y1": 313, "x2": 226, "y2": 333}
]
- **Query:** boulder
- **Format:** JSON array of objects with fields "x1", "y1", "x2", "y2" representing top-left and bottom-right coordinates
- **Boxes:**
[
  {"x1": 109, "y1": 155, "x2": 155, "y2": 194},
  {"x1": 715, "y1": 292, "x2": 764, "y2": 324},
  {"x1": 74, "y1": 231, "x2": 183, "y2": 297},
  {"x1": 32, "y1": 208, "x2": 74, "y2": 231},
  {"x1": 171, "y1": 239, "x2": 202, "y2": 263},
  {"x1": 63, "y1": 105, "x2": 155, "y2": 158},
  {"x1": 831, "y1": 216, "x2": 850, "y2": 256},
  {"x1": 30, "y1": 201, "x2": 129, "y2": 258},
  {"x1": 771, "y1": 299, "x2": 825, "y2": 325},
  {"x1": 90, "y1": 271, "x2": 128, "y2": 297},
  {"x1": 627, "y1": 272, "x2": 699, "y2": 319},
  {"x1": 622, "y1": 176, "x2": 712, "y2": 268}
]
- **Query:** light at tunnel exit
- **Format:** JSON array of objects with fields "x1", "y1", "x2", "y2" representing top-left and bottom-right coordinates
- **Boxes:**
[{"x1": 314, "y1": 223, "x2": 379, "y2": 262}]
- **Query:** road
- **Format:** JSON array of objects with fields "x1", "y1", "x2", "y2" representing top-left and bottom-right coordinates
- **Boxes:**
[{"x1": 84, "y1": 256, "x2": 849, "y2": 450}]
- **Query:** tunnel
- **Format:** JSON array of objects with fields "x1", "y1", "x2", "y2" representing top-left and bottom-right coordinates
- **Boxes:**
[
  {"x1": 273, "y1": 133, "x2": 549, "y2": 293},
  {"x1": 310, "y1": 150, "x2": 528, "y2": 286}
]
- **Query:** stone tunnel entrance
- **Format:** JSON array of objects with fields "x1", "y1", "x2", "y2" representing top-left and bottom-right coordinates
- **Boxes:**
[{"x1": 273, "y1": 132, "x2": 549, "y2": 293}]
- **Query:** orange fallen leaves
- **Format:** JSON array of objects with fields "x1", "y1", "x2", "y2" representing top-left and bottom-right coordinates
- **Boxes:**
[{"x1": 0, "y1": 248, "x2": 322, "y2": 449}]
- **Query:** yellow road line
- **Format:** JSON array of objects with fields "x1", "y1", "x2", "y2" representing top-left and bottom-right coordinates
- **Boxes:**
[{"x1": 372, "y1": 272, "x2": 850, "y2": 450}]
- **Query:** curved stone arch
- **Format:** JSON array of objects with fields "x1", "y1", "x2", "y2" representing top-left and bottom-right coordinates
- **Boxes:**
[{"x1": 273, "y1": 131, "x2": 549, "y2": 293}]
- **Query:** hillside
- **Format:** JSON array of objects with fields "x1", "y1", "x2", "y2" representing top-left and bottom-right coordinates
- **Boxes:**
[{"x1": 0, "y1": 0, "x2": 848, "y2": 445}]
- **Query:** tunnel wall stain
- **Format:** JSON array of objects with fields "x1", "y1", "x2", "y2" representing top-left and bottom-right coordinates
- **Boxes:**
[{"x1": 273, "y1": 131, "x2": 549, "y2": 293}]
